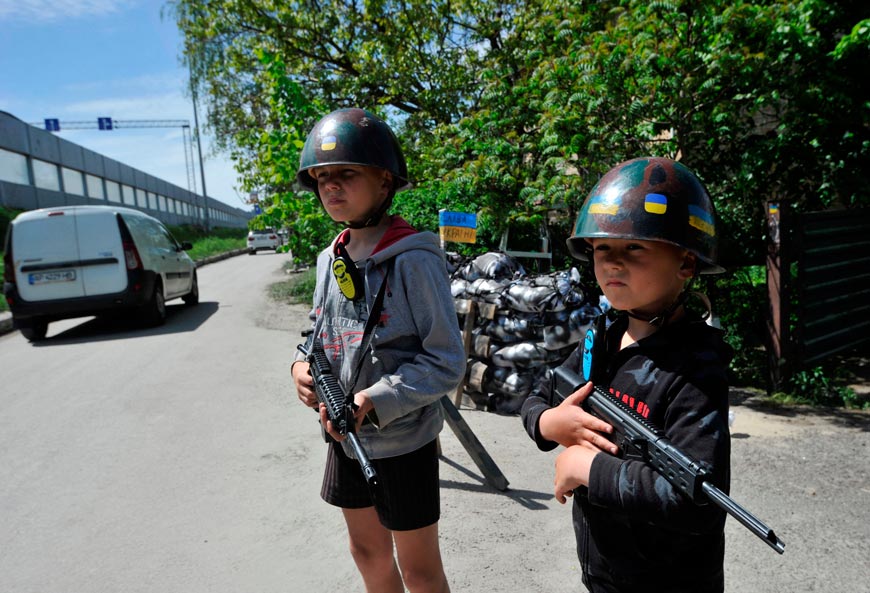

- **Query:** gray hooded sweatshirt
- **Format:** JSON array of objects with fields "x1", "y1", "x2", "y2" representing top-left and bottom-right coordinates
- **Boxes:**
[{"x1": 296, "y1": 217, "x2": 466, "y2": 459}]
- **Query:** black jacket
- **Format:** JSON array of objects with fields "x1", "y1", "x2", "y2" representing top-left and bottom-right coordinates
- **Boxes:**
[{"x1": 521, "y1": 313, "x2": 734, "y2": 593}]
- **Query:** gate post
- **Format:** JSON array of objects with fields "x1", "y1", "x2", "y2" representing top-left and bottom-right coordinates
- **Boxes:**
[{"x1": 765, "y1": 201, "x2": 792, "y2": 392}]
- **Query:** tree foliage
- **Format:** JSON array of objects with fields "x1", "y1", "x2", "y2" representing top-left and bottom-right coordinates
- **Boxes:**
[{"x1": 170, "y1": 0, "x2": 869, "y2": 265}]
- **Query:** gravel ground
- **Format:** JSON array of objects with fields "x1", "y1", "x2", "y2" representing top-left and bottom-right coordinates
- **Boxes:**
[
  {"x1": 270, "y1": 285, "x2": 870, "y2": 593},
  {"x1": 3, "y1": 259, "x2": 866, "y2": 593}
]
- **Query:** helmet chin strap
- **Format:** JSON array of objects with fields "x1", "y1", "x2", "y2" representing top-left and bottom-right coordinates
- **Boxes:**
[
  {"x1": 625, "y1": 276, "x2": 706, "y2": 327},
  {"x1": 342, "y1": 178, "x2": 396, "y2": 229},
  {"x1": 344, "y1": 195, "x2": 394, "y2": 229},
  {"x1": 626, "y1": 291, "x2": 690, "y2": 327}
]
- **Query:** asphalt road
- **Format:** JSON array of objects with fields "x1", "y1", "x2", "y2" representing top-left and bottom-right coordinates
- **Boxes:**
[{"x1": 1, "y1": 252, "x2": 868, "y2": 593}]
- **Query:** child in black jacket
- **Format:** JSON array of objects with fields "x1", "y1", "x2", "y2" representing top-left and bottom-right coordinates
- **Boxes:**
[{"x1": 521, "y1": 157, "x2": 733, "y2": 593}]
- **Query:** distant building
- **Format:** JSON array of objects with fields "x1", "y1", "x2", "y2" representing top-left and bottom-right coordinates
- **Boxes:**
[{"x1": 0, "y1": 110, "x2": 251, "y2": 228}]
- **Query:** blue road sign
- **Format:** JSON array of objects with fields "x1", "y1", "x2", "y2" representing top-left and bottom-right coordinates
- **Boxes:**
[
  {"x1": 44, "y1": 118, "x2": 60, "y2": 131},
  {"x1": 97, "y1": 117, "x2": 113, "y2": 130},
  {"x1": 254, "y1": 204, "x2": 262, "y2": 214}
]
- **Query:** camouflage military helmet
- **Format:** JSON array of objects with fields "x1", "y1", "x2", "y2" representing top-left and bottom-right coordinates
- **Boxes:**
[
  {"x1": 566, "y1": 157, "x2": 724, "y2": 274},
  {"x1": 296, "y1": 108, "x2": 410, "y2": 192}
]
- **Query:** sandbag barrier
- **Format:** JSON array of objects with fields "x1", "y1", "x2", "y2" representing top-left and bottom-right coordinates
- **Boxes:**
[{"x1": 447, "y1": 252, "x2": 601, "y2": 414}]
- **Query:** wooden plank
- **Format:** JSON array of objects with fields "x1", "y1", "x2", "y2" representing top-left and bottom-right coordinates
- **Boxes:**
[
  {"x1": 440, "y1": 396, "x2": 509, "y2": 491},
  {"x1": 451, "y1": 302, "x2": 477, "y2": 406}
]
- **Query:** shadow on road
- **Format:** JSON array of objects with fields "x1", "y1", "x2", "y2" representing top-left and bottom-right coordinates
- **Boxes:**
[
  {"x1": 31, "y1": 301, "x2": 220, "y2": 346},
  {"x1": 438, "y1": 454, "x2": 551, "y2": 510}
]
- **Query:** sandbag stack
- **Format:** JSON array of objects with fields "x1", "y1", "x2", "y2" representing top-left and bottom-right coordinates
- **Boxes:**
[{"x1": 448, "y1": 252, "x2": 601, "y2": 414}]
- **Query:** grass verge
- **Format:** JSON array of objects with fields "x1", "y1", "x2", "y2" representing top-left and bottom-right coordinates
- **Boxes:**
[{"x1": 269, "y1": 265, "x2": 316, "y2": 305}]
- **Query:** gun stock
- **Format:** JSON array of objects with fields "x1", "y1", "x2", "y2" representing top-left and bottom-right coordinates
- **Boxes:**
[
  {"x1": 552, "y1": 366, "x2": 785, "y2": 554},
  {"x1": 298, "y1": 338, "x2": 379, "y2": 489}
]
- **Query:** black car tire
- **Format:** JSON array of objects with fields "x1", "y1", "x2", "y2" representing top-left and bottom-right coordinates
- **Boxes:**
[
  {"x1": 183, "y1": 273, "x2": 199, "y2": 306},
  {"x1": 143, "y1": 281, "x2": 167, "y2": 326},
  {"x1": 19, "y1": 318, "x2": 49, "y2": 342}
]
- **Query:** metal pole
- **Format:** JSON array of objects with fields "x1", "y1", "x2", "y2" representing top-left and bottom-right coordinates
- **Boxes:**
[{"x1": 189, "y1": 60, "x2": 210, "y2": 232}]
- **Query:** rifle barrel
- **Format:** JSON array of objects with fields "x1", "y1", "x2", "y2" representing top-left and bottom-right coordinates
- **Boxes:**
[
  {"x1": 701, "y1": 482, "x2": 785, "y2": 554},
  {"x1": 347, "y1": 433, "x2": 379, "y2": 488}
]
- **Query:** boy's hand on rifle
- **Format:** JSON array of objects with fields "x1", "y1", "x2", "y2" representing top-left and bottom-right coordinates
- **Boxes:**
[
  {"x1": 540, "y1": 381, "x2": 618, "y2": 454},
  {"x1": 291, "y1": 361, "x2": 317, "y2": 408},
  {"x1": 352, "y1": 392, "x2": 375, "y2": 431},
  {"x1": 319, "y1": 403, "x2": 343, "y2": 440},
  {"x1": 554, "y1": 445, "x2": 598, "y2": 503},
  {"x1": 319, "y1": 393, "x2": 375, "y2": 441}
]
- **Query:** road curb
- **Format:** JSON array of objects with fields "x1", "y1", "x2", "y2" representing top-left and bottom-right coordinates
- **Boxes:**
[{"x1": 0, "y1": 248, "x2": 249, "y2": 338}]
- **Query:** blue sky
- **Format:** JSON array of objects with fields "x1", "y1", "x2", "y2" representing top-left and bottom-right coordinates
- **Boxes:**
[{"x1": 0, "y1": 0, "x2": 248, "y2": 209}]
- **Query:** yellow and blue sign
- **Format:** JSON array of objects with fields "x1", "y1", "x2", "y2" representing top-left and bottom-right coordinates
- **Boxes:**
[{"x1": 439, "y1": 210, "x2": 477, "y2": 244}]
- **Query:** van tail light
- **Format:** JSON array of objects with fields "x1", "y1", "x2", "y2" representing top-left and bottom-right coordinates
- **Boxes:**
[
  {"x1": 115, "y1": 214, "x2": 142, "y2": 271},
  {"x1": 123, "y1": 241, "x2": 142, "y2": 270}
]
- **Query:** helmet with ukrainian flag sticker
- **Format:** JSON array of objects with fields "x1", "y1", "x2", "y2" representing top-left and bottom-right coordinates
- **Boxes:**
[
  {"x1": 566, "y1": 157, "x2": 723, "y2": 274},
  {"x1": 296, "y1": 108, "x2": 409, "y2": 193}
]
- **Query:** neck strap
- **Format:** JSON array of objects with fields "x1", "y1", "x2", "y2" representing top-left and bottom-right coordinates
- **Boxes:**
[{"x1": 346, "y1": 267, "x2": 390, "y2": 395}]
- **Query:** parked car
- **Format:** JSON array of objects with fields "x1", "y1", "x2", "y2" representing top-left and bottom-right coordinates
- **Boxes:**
[
  {"x1": 2, "y1": 206, "x2": 199, "y2": 341},
  {"x1": 247, "y1": 228, "x2": 282, "y2": 254}
]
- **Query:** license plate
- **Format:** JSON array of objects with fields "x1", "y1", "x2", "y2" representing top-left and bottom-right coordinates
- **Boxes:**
[{"x1": 28, "y1": 270, "x2": 77, "y2": 285}]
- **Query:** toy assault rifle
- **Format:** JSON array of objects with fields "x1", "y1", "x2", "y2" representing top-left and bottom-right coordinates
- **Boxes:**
[
  {"x1": 297, "y1": 336, "x2": 379, "y2": 489},
  {"x1": 552, "y1": 365, "x2": 785, "y2": 554}
]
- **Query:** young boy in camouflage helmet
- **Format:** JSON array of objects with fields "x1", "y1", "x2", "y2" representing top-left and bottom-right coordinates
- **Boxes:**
[
  {"x1": 291, "y1": 108, "x2": 465, "y2": 593},
  {"x1": 521, "y1": 157, "x2": 733, "y2": 593}
]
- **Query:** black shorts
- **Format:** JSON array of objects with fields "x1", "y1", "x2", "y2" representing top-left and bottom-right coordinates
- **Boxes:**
[{"x1": 321, "y1": 439, "x2": 440, "y2": 531}]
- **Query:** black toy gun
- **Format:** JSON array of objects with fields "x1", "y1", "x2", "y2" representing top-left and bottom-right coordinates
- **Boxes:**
[
  {"x1": 297, "y1": 335, "x2": 379, "y2": 489},
  {"x1": 551, "y1": 365, "x2": 785, "y2": 554},
  {"x1": 552, "y1": 314, "x2": 784, "y2": 553}
]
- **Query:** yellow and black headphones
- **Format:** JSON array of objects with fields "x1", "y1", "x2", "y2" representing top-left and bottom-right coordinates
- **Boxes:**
[{"x1": 332, "y1": 241, "x2": 365, "y2": 301}]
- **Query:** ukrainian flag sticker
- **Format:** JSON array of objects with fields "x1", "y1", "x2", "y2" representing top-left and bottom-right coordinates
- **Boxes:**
[
  {"x1": 689, "y1": 205, "x2": 715, "y2": 236},
  {"x1": 644, "y1": 193, "x2": 668, "y2": 214},
  {"x1": 588, "y1": 196, "x2": 619, "y2": 215},
  {"x1": 321, "y1": 135, "x2": 337, "y2": 151}
]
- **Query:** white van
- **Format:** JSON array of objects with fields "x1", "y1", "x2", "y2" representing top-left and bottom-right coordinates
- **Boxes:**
[{"x1": 3, "y1": 206, "x2": 199, "y2": 341}]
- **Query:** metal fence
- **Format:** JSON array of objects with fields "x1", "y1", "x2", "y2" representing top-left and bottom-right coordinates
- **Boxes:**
[
  {"x1": 795, "y1": 208, "x2": 870, "y2": 365},
  {"x1": 766, "y1": 203, "x2": 870, "y2": 389}
]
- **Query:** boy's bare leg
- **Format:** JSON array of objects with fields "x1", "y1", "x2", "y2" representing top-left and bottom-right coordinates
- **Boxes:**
[
  {"x1": 343, "y1": 507, "x2": 403, "y2": 593},
  {"x1": 394, "y1": 522, "x2": 450, "y2": 593}
]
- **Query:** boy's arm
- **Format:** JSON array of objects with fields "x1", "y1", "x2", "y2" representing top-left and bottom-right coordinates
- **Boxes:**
[
  {"x1": 587, "y1": 377, "x2": 730, "y2": 533},
  {"x1": 363, "y1": 251, "x2": 467, "y2": 427},
  {"x1": 521, "y1": 349, "x2": 616, "y2": 453},
  {"x1": 521, "y1": 348, "x2": 582, "y2": 451}
]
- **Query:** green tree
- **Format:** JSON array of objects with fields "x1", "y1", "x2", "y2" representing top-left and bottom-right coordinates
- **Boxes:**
[
  {"x1": 171, "y1": 0, "x2": 869, "y2": 263},
  {"x1": 233, "y1": 50, "x2": 339, "y2": 264}
]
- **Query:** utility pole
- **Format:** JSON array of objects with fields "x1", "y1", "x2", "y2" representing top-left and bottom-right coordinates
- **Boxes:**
[{"x1": 190, "y1": 77, "x2": 211, "y2": 232}]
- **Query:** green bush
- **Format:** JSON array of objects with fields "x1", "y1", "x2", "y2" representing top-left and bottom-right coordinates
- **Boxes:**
[
  {"x1": 0, "y1": 206, "x2": 21, "y2": 243},
  {"x1": 774, "y1": 366, "x2": 863, "y2": 409},
  {"x1": 168, "y1": 224, "x2": 246, "y2": 244},
  {"x1": 185, "y1": 236, "x2": 246, "y2": 261},
  {"x1": 703, "y1": 265, "x2": 769, "y2": 387}
]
